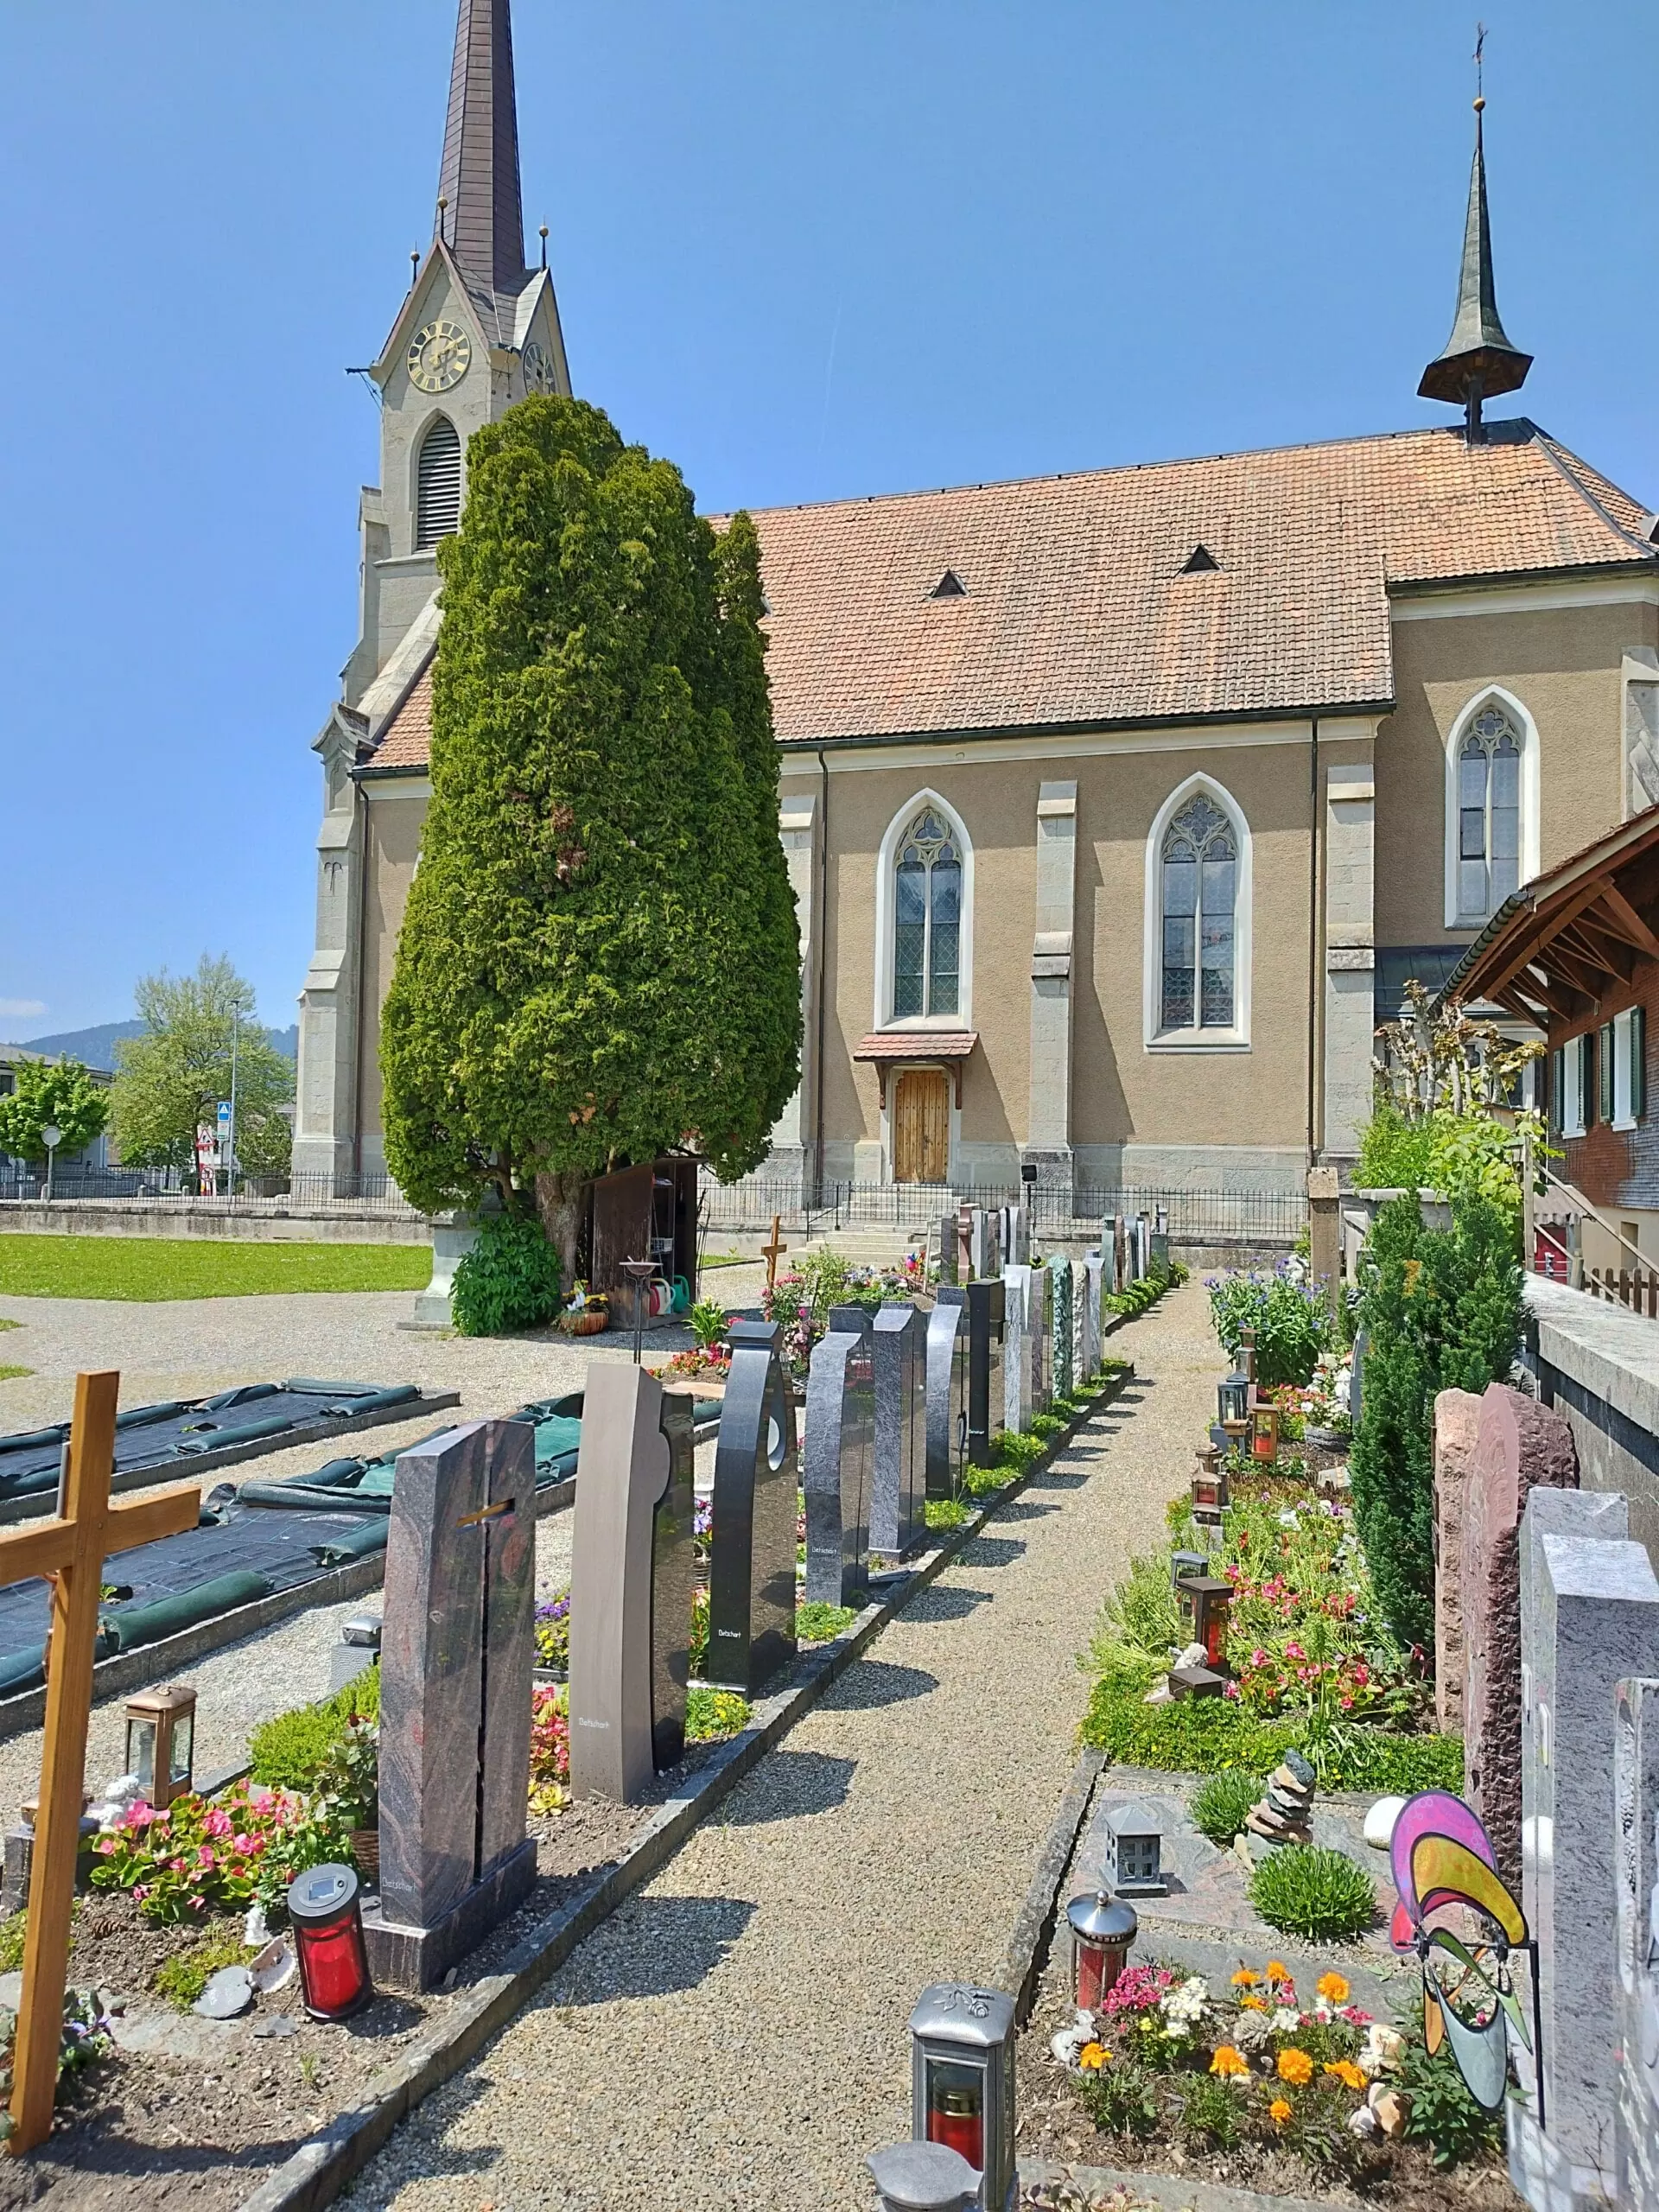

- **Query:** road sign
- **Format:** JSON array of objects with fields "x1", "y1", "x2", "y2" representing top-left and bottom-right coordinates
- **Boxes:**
[{"x1": 216, "y1": 1102, "x2": 232, "y2": 1134}]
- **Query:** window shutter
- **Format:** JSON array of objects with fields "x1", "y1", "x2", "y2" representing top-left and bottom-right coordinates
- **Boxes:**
[
  {"x1": 416, "y1": 417, "x2": 462, "y2": 548},
  {"x1": 1601, "y1": 1024, "x2": 1615, "y2": 1125},
  {"x1": 1637, "y1": 1007, "x2": 1648, "y2": 1122}
]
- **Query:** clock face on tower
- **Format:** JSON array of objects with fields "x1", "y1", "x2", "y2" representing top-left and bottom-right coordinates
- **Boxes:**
[
  {"x1": 407, "y1": 321, "x2": 471, "y2": 394},
  {"x1": 521, "y1": 340, "x2": 554, "y2": 394}
]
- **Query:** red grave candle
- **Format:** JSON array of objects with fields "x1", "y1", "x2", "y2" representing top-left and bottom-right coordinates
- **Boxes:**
[{"x1": 925, "y1": 2063, "x2": 984, "y2": 2168}]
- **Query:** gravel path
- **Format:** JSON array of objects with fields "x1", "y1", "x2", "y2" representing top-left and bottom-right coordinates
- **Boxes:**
[{"x1": 358, "y1": 1277, "x2": 1224, "y2": 2212}]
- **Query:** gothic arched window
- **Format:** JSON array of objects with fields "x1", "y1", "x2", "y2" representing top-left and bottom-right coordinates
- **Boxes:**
[
  {"x1": 893, "y1": 808, "x2": 962, "y2": 1018},
  {"x1": 416, "y1": 416, "x2": 462, "y2": 549},
  {"x1": 1160, "y1": 792, "x2": 1237, "y2": 1031},
  {"x1": 1457, "y1": 703, "x2": 1522, "y2": 920}
]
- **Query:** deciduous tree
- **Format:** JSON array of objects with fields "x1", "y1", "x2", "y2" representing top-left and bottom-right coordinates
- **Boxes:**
[
  {"x1": 111, "y1": 957, "x2": 293, "y2": 1179},
  {"x1": 0, "y1": 1059, "x2": 108, "y2": 1166}
]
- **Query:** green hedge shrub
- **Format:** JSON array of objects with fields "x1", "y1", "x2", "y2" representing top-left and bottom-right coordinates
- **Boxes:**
[
  {"x1": 248, "y1": 1668, "x2": 379, "y2": 1792},
  {"x1": 450, "y1": 1213, "x2": 563, "y2": 1337},
  {"x1": 1079, "y1": 1675, "x2": 1462, "y2": 1792},
  {"x1": 1349, "y1": 1192, "x2": 1522, "y2": 1647}
]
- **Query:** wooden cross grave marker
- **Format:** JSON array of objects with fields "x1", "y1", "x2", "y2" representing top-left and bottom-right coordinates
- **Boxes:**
[
  {"x1": 760, "y1": 1214, "x2": 788, "y2": 1292},
  {"x1": 2, "y1": 1372, "x2": 198, "y2": 2154}
]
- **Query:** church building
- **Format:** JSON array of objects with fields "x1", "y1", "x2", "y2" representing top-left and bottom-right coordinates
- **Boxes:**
[{"x1": 294, "y1": 0, "x2": 1659, "y2": 1211}]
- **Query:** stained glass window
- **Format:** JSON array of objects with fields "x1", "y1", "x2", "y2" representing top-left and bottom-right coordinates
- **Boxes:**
[
  {"x1": 1160, "y1": 793, "x2": 1236, "y2": 1031},
  {"x1": 893, "y1": 809, "x2": 961, "y2": 1018},
  {"x1": 1457, "y1": 706, "x2": 1522, "y2": 921}
]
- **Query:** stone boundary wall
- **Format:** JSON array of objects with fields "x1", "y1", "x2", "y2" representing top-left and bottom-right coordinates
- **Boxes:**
[
  {"x1": 1525, "y1": 1275, "x2": 1659, "y2": 1567},
  {"x1": 0, "y1": 1200, "x2": 430, "y2": 1247}
]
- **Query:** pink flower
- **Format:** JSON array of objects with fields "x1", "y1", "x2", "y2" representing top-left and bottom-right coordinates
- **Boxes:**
[
  {"x1": 232, "y1": 1833, "x2": 257, "y2": 1855},
  {"x1": 95, "y1": 1836, "x2": 117, "y2": 1855},
  {"x1": 134, "y1": 1885, "x2": 150, "y2": 1902},
  {"x1": 1284, "y1": 1641, "x2": 1306, "y2": 1661},
  {"x1": 124, "y1": 1801, "x2": 156, "y2": 1832},
  {"x1": 169, "y1": 1856, "x2": 189, "y2": 1874},
  {"x1": 197, "y1": 1846, "x2": 217, "y2": 1869},
  {"x1": 201, "y1": 1807, "x2": 232, "y2": 1839}
]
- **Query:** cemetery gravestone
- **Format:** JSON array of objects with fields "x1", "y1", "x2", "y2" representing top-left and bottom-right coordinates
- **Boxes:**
[
  {"x1": 969, "y1": 1208, "x2": 1001, "y2": 1283},
  {"x1": 1516, "y1": 1492, "x2": 1659, "y2": 2202},
  {"x1": 1051, "y1": 1256, "x2": 1074, "y2": 1401},
  {"x1": 568, "y1": 1363, "x2": 696, "y2": 1802},
  {"x1": 1001, "y1": 1265, "x2": 1032, "y2": 1436},
  {"x1": 1433, "y1": 1387, "x2": 1484, "y2": 1734},
  {"x1": 925, "y1": 1294, "x2": 969, "y2": 1503},
  {"x1": 871, "y1": 1303, "x2": 927, "y2": 1558},
  {"x1": 964, "y1": 1275, "x2": 1007, "y2": 1468},
  {"x1": 1028, "y1": 1263, "x2": 1052, "y2": 1414},
  {"x1": 1112, "y1": 1216, "x2": 1129, "y2": 1294},
  {"x1": 706, "y1": 1318, "x2": 798, "y2": 1694},
  {"x1": 938, "y1": 1216, "x2": 959, "y2": 1287},
  {"x1": 804, "y1": 1314, "x2": 874, "y2": 1607},
  {"x1": 1081, "y1": 1253, "x2": 1103, "y2": 1381},
  {"x1": 956, "y1": 1205, "x2": 974, "y2": 1284},
  {"x1": 1614, "y1": 1673, "x2": 1659, "y2": 2210},
  {"x1": 368, "y1": 1417, "x2": 537, "y2": 1990},
  {"x1": 1463, "y1": 1382, "x2": 1577, "y2": 1885}
]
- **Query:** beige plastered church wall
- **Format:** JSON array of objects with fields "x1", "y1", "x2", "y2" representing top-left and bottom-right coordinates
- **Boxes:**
[
  {"x1": 1376, "y1": 595, "x2": 1659, "y2": 949},
  {"x1": 354, "y1": 783, "x2": 427, "y2": 1174}
]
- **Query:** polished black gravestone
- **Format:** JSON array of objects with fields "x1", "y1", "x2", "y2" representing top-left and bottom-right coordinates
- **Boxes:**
[
  {"x1": 870, "y1": 1303, "x2": 927, "y2": 1559},
  {"x1": 925, "y1": 1294, "x2": 969, "y2": 1503},
  {"x1": 706, "y1": 1319, "x2": 798, "y2": 1693},
  {"x1": 364, "y1": 1418, "x2": 537, "y2": 1991},
  {"x1": 963, "y1": 1276, "x2": 1006, "y2": 1469},
  {"x1": 804, "y1": 1316, "x2": 874, "y2": 1607},
  {"x1": 568, "y1": 1363, "x2": 696, "y2": 1801}
]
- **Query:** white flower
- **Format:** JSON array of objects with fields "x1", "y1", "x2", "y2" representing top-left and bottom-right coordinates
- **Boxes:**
[
  {"x1": 1050, "y1": 2012, "x2": 1096, "y2": 2070},
  {"x1": 1277, "y1": 1509, "x2": 1301, "y2": 1529},
  {"x1": 1271, "y1": 2006, "x2": 1302, "y2": 2032}
]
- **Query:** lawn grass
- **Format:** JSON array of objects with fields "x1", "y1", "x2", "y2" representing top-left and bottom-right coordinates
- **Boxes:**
[{"x1": 0, "y1": 1236, "x2": 432, "y2": 1302}]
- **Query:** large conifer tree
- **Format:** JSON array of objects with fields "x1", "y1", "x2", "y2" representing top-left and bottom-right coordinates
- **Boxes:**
[{"x1": 380, "y1": 397, "x2": 800, "y2": 1270}]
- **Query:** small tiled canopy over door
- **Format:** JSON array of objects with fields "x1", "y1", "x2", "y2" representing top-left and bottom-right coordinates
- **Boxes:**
[{"x1": 893, "y1": 1069, "x2": 950, "y2": 1184}]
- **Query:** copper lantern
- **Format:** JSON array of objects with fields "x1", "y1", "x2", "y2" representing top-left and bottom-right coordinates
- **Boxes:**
[
  {"x1": 124, "y1": 1683, "x2": 196, "y2": 1808},
  {"x1": 1190, "y1": 1446, "x2": 1229, "y2": 1516},
  {"x1": 1251, "y1": 1404, "x2": 1280, "y2": 1465},
  {"x1": 1065, "y1": 1888, "x2": 1138, "y2": 2011},
  {"x1": 1178, "y1": 1574, "x2": 1234, "y2": 1671}
]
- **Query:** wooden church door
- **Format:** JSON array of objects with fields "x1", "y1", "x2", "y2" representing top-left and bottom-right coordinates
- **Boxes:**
[{"x1": 893, "y1": 1069, "x2": 949, "y2": 1184}]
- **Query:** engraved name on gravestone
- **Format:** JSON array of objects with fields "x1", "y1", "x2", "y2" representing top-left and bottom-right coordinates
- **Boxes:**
[
  {"x1": 1614, "y1": 1674, "x2": 1659, "y2": 2212},
  {"x1": 1001, "y1": 1266, "x2": 1032, "y2": 1437},
  {"x1": 1516, "y1": 1490, "x2": 1659, "y2": 2200},
  {"x1": 568, "y1": 1363, "x2": 695, "y2": 1802},
  {"x1": 804, "y1": 1313, "x2": 873, "y2": 1608},
  {"x1": 705, "y1": 1318, "x2": 798, "y2": 1694},
  {"x1": 369, "y1": 1417, "x2": 537, "y2": 1989},
  {"x1": 925, "y1": 1293, "x2": 969, "y2": 1503},
  {"x1": 1051, "y1": 1255, "x2": 1074, "y2": 1402},
  {"x1": 871, "y1": 1303, "x2": 927, "y2": 1559},
  {"x1": 964, "y1": 1275, "x2": 1006, "y2": 1470}
]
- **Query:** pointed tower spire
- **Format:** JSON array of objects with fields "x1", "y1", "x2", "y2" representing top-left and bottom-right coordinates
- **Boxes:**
[
  {"x1": 437, "y1": 0, "x2": 530, "y2": 305},
  {"x1": 1418, "y1": 56, "x2": 1532, "y2": 440}
]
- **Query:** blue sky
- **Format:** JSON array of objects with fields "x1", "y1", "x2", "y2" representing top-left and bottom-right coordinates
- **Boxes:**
[{"x1": 3, "y1": 1, "x2": 1655, "y2": 1039}]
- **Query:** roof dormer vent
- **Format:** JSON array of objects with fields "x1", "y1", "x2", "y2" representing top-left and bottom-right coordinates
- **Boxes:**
[
  {"x1": 1179, "y1": 544, "x2": 1220, "y2": 575},
  {"x1": 930, "y1": 569, "x2": 967, "y2": 599}
]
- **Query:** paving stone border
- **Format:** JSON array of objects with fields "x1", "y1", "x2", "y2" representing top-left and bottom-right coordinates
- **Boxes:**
[
  {"x1": 1019, "y1": 2156, "x2": 1334, "y2": 2212},
  {"x1": 998, "y1": 1745, "x2": 1104, "y2": 2020},
  {"x1": 236, "y1": 1365, "x2": 1138, "y2": 2212}
]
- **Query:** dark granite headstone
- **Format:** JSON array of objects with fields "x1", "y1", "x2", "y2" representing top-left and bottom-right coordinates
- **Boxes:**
[
  {"x1": 871, "y1": 1302, "x2": 926, "y2": 1558},
  {"x1": 937, "y1": 1217, "x2": 959, "y2": 1287},
  {"x1": 366, "y1": 1417, "x2": 537, "y2": 1990},
  {"x1": 1029, "y1": 1262, "x2": 1052, "y2": 1412},
  {"x1": 1051, "y1": 1255, "x2": 1074, "y2": 1400},
  {"x1": 706, "y1": 1318, "x2": 798, "y2": 1693},
  {"x1": 964, "y1": 1275, "x2": 1006, "y2": 1467},
  {"x1": 804, "y1": 1317, "x2": 873, "y2": 1607},
  {"x1": 568, "y1": 1363, "x2": 695, "y2": 1801},
  {"x1": 925, "y1": 1293, "x2": 969, "y2": 1503}
]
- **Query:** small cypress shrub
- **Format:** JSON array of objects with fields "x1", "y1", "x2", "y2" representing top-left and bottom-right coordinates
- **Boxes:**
[{"x1": 450, "y1": 1213, "x2": 563, "y2": 1338}]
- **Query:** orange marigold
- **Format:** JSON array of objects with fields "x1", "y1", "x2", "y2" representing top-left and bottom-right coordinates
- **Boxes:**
[
  {"x1": 1209, "y1": 2045, "x2": 1249, "y2": 2080},
  {"x1": 1238, "y1": 1994, "x2": 1268, "y2": 2012},
  {"x1": 1316, "y1": 1972, "x2": 1351, "y2": 2005},
  {"x1": 1078, "y1": 2043, "x2": 1109, "y2": 2071},
  {"x1": 1276, "y1": 2048, "x2": 1314, "y2": 2086},
  {"x1": 1324, "y1": 2059, "x2": 1366, "y2": 2091},
  {"x1": 1269, "y1": 2097, "x2": 1293, "y2": 2125},
  {"x1": 1266, "y1": 1961, "x2": 1289, "y2": 1983},
  {"x1": 1230, "y1": 1968, "x2": 1262, "y2": 1987}
]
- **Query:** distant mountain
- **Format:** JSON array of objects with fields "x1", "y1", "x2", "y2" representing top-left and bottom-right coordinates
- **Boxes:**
[{"x1": 4, "y1": 1021, "x2": 299, "y2": 1070}]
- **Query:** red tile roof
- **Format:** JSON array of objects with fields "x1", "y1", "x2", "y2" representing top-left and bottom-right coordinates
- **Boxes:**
[{"x1": 361, "y1": 419, "x2": 1655, "y2": 772}]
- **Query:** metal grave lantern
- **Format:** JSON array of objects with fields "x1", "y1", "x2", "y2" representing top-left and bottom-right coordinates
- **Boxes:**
[
  {"x1": 124, "y1": 1682, "x2": 196, "y2": 1808},
  {"x1": 1217, "y1": 1370, "x2": 1250, "y2": 1432},
  {"x1": 1065, "y1": 1887, "x2": 1138, "y2": 2011},
  {"x1": 1169, "y1": 1549, "x2": 1207, "y2": 1622},
  {"x1": 1250, "y1": 1403, "x2": 1280, "y2": 1465},
  {"x1": 1101, "y1": 1799, "x2": 1167, "y2": 1897},
  {"x1": 909, "y1": 1981, "x2": 1016, "y2": 2211},
  {"x1": 1177, "y1": 1573, "x2": 1234, "y2": 1671},
  {"x1": 288, "y1": 1860, "x2": 372, "y2": 2022},
  {"x1": 1239, "y1": 1325, "x2": 1256, "y2": 1389},
  {"x1": 1190, "y1": 1446, "x2": 1229, "y2": 1517}
]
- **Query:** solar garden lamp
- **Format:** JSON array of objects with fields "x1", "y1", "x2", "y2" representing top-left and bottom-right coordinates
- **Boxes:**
[
  {"x1": 867, "y1": 2140, "x2": 980, "y2": 2212},
  {"x1": 288, "y1": 1861, "x2": 372, "y2": 2022},
  {"x1": 1176, "y1": 1574, "x2": 1234, "y2": 1671},
  {"x1": 908, "y1": 1982, "x2": 1017, "y2": 2211},
  {"x1": 1065, "y1": 1887, "x2": 1138, "y2": 2011},
  {"x1": 123, "y1": 1683, "x2": 196, "y2": 1808},
  {"x1": 40, "y1": 1124, "x2": 60, "y2": 1205},
  {"x1": 1101, "y1": 1801, "x2": 1168, "y2": 1897}
]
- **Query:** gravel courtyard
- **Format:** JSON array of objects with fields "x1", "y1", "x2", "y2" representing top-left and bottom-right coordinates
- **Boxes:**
[{"x1": 355, "y1": 1277, "x2": 1223, "y2": 2212}]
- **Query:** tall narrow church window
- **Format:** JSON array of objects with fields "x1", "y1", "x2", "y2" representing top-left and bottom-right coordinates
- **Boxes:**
[
  {"x1": 416, "y1": 416, "x2": 462, "y2": 549},
  {"x1": 893, "y1": 809, "x2": 962, "y2": 1018},
  {"x1": 1160, "y1": 793, "x2": 1236, "y2": 1030},
  {"x1": 1457, "y1": 705, "x2": 1522, "y2": 919}
]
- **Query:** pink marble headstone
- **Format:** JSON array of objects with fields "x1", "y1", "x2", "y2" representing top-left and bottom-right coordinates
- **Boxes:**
[
  {"x1": 1460, "y1": 1382, "x2": 1577, "y2": 1885},
  {"x1": 1433, "y1": 1389, "x2": 1484, "y2": 1734}
]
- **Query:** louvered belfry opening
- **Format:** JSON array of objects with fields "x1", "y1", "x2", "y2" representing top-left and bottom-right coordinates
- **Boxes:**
[{"x1": 416, "y1": 416, "x2": 463, "y2": 548}]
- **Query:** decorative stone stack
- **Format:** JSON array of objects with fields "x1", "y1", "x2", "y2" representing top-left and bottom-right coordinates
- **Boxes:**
[{"x1": 1234, "y1": 1748, "x2": 1316, "y2": 1865}]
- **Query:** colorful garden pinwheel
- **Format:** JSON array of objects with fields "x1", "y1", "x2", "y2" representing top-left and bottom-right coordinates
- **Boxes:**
[{"x1": 1388, "y1": 1789, "x2": 1540, "y2": 2120}]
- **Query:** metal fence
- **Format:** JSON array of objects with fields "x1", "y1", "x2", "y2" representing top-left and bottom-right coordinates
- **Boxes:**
[
  {"x1": 696, "y1": 1174, "x2": 1305, "y2": 1246},
  {"x1": 0, "y1": 1168, "x2": 423, "y2": 1217}
]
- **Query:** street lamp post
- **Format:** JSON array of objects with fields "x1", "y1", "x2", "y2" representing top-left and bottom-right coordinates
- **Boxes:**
[{"x1": 40, "y1": 1125, "x2": 60, "y2": 1206}]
